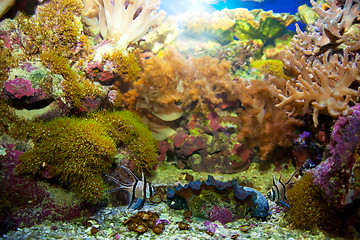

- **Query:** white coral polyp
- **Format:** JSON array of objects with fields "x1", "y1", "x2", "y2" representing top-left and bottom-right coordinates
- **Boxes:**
[{"x1": 98, "y1": 0, "x2": 165, "y2": 48}]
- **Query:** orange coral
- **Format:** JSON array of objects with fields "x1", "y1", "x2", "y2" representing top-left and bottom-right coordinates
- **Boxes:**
[
  {"x1": 134, "y1": 49, "x2": 232, "y2": 117},
  {"x1": 224, "y1": 79, "x2": 303, "y2": 160}
]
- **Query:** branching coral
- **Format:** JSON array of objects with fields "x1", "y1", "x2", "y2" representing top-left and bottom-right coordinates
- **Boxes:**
[
  {"x1": 295, "y1": 0, "x2": 360, "y2": 55},
  {"x1": 271, "y1": 0, "x2": 360, "y2": 127},
  {"x1": 87, "y1": 0, "x2": 165, "y2": 48},
  {"x1": 273, "y1": 52, "x2": 360, "y2": 127}
]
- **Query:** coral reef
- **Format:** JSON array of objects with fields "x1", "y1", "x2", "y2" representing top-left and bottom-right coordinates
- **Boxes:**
[
  {"x1": 1, "y1": 61, "x2": 65, "y2": 108},
  {"x1": 312, "y1": 103, "x2": 360, "y2": 207},
  {"x1": 15, "y1": 0, "x2": 88, "y2": 57},
  {"x1": 85, "y1": 48, "x2": 141, "y2": 108},
  {"x1": 0, "y1": 0, "x2": 105, "y2": 113},
  {"x1": 84, "y1": 0, "x2": 165, "y2": 48},
  {"x1": 167, "y1": 111, "x2": 253, "y2": 174},
  {"x1": 39, "y1": 51, "x2": 104, "y2": 112},
  {"x1": 139, "y1": 17, "x2": 180, "y2": 53},
  {"x1": 204, "y1": 40, "x2": 263, "y2": 76},
  {"x1": 271, "y1": 0, "x2": 360, "y2": 127},
  {"x1": 182, "y1": 8, "x2": 297, "y2": 44},
  {"x1": 167, "y1": 176, "x2": 269, "y2": 219}
]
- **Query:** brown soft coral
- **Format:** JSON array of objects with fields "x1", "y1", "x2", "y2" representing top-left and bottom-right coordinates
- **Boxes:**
[
  {"x1": 133, "y1": 49, "x2": 232, "y2": 120},
  {"x1": 271, "y1": 0, "x2": 360, "y2": 127},
  {"x1": 225, "y1": 79, "x2": 303, "y2": 160}
]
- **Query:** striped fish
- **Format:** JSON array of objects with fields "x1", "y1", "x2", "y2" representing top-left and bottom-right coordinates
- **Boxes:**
[
  {"x1": 267, "y1": 164, "x2": 298, "y2": 208},
  {"x1": 105, "y1": 166, "x2": 156, "y2": 210}
]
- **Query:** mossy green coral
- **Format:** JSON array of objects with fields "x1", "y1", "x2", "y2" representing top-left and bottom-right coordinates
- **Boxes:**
[
  {"x1": 16, "y1": 0, "x2": 87, "y2": 56},
  {"x1": 102, "y1": 49, "x2": 141, "y2": 83},
  {"x1": 91, "y1": 110, "x2": 158, "y2": 174},
  {"x1": 16, "y1": 117, "x2": 117, "y2": 202},
  {"x1": 39, "y1": 51, "x2": 103, "y2": 109},
  {"x1": 16, "y1": 110, "x2": 157, "y2": 202},
  {"x1": 287, "y1": 173, "x2": 336, "y2": 230}
]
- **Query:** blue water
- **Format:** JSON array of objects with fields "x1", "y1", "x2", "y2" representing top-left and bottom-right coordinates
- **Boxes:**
[
  {"x1": 160, "y1": 0, "x2": 311, "y2": 15},
  {"x1": 160, "y1": 0, "x2": 311, "y2": 31},
  {"x1": 213, "y1": 0, "x2": 311, "y2": 14}
]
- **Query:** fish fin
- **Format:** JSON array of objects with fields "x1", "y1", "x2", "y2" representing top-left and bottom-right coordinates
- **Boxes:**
[
  {"x1": 119, "y1": 166, "x2": 140, "y2": 182},
  {"x1": 279, "y1": 200, "x2": 290, "y2": 208},
  {"x1": 285, "y1": 167, "x2": 300, "y2": 185},
  {"x1": 105, "y1": 187, "x2": 125, "y2": 194},
  {"x1": 104, "y1": 174, "x2": 132, "y2": 187},
  {"x1": 272, "y1": 174, "x2": 277, "y2": 186},
  {"x1": 128, "y1": 194, "x2": 135, "y2": 209},
  {"x1": 279, "y1": 163, "x2": 287, "y2": 182},
  {"x1": 133, "y1": 198, "x2": 145, "y2": 210}
]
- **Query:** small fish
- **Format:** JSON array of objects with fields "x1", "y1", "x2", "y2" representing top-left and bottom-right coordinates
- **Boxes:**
[
  {"x1": 105, "y1": 166, "x2": 156, "y2": 210},
  {"x1": 299, "y1": 158, "x2": 316, "y2": 176},
  {"x1": 267, "y1": 164, "x2": 298, "y2": 208}
]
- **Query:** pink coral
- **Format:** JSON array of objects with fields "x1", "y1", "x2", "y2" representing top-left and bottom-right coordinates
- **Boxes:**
[{"x1": 4, "y1": 78, "x2": 35, "y2": 98}]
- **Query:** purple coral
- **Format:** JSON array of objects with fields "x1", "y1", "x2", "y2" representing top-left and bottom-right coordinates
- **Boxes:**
[
  {"x1": 313, "y1": 104, "x2": 360, "y2": 206},
  {"x1": 209, "y1": 206, "x2": 233, "y2": 225},
  {"x1": 4, "y1": 78, "x2": 35, "y2": 98}
]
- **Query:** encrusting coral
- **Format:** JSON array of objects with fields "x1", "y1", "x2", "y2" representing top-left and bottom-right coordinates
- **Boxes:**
[
  {"x1": 271, "y1": 0, "x2": 360, "y2": 127},
  {"x1": 84, "y1": 0, "x2": 165, "y2": 48}
]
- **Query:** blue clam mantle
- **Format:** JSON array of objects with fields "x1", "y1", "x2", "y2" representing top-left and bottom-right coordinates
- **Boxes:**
[{"x1": 167, "y1": 176, "x2": 269, "y2": 219}]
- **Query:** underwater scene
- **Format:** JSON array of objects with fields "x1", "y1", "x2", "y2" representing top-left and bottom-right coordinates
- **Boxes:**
[{"x1": 0, "y1": 0, "x2": 359, "y2": 239}]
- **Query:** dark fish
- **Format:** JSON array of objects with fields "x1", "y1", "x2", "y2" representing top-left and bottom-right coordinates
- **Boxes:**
[
  {"x1": 299, "y1": 158, "x2": 316, "y2": 176},
  {"x1": 267, "y1": 164, "x2": 298, "y2": 208},
  {"x1": 105, "y1": 166, "x2": 156, "y2": 210}
]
